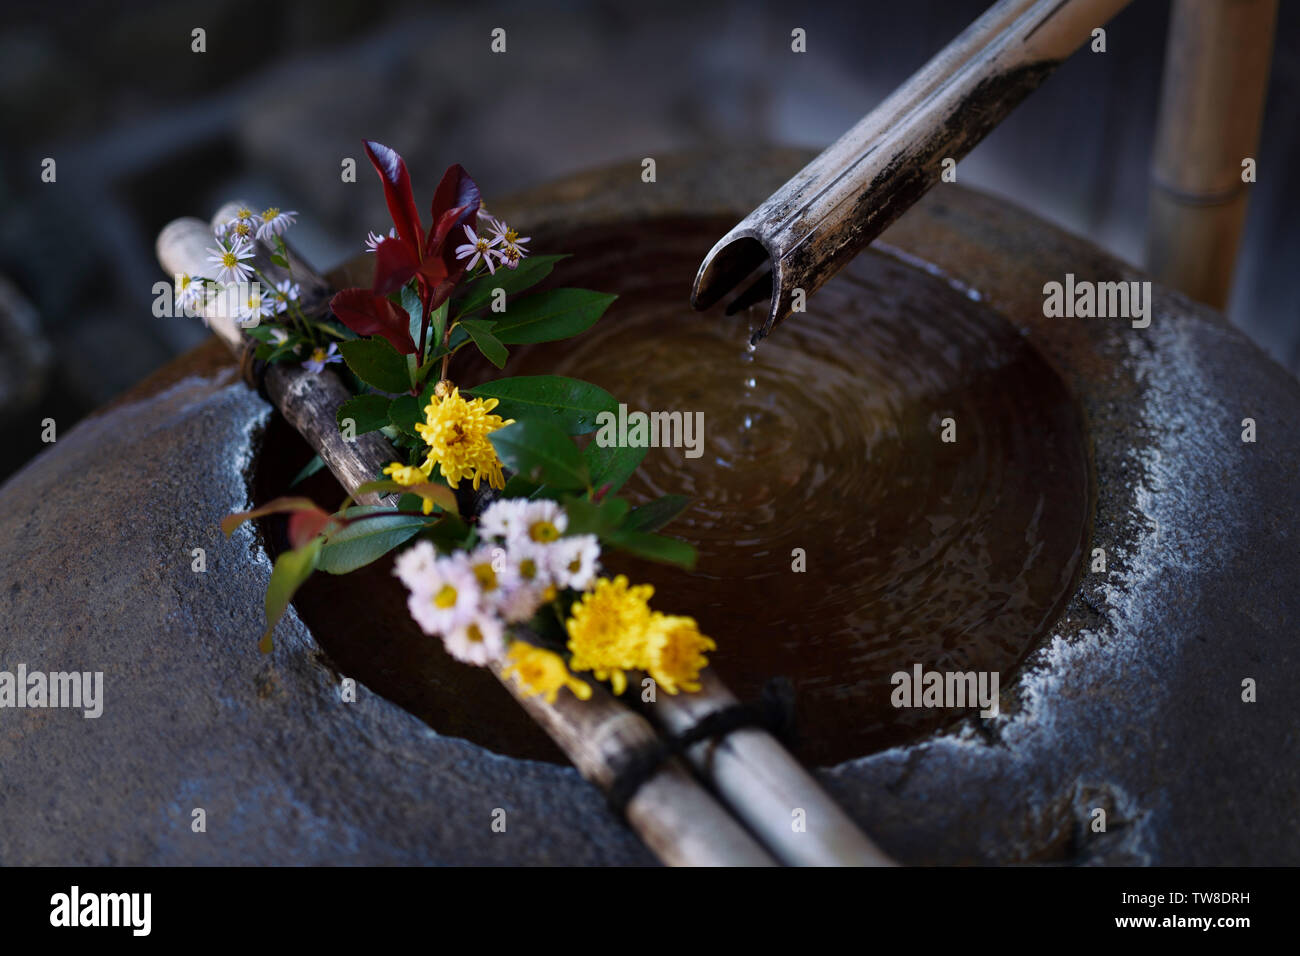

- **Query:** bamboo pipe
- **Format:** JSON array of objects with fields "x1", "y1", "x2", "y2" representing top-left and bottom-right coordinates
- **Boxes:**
[
  {"x1": 647, "y1": 671, "x2": 896, "y2": 866},
  {"x1": 157, "y1": 214, "x2": 777, "y2": 867},
  {"x1": 692, "y1": 0, "x2": 1133, "y2": 342},
  {"x1": 1146, "y1": 0, "x2": 1277, "y2": 309}
]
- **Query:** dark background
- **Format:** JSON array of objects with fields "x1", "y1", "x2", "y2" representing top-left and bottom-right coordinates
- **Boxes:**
[{"x1": 0, "y1": 0, "x2": 1296, "y2": 482}]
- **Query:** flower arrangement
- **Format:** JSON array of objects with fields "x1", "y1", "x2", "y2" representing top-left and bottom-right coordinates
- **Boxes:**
[{"x1": 218, "y1": 141, "x2": 711, "y2": 704}]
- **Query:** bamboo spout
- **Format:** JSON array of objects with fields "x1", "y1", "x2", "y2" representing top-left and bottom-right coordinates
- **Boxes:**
[{"x1": 692, "y1": 0, "x2": 1131, "y2": 343}]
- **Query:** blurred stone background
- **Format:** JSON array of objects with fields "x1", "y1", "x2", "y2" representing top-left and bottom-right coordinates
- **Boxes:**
[{"x1": 0, "y1": 0, "x2": 1296, "y2": 481}]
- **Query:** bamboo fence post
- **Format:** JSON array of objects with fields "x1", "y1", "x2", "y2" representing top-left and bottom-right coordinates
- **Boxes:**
[
  {"x1": 1146, "y1": 0, "x2": 1277, "y2": 309},
  {"x1": 157, "y1": 214, "x2": 776, "y2": 868}
]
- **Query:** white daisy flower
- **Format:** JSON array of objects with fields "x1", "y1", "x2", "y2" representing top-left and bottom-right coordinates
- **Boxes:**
[
  {"x1": 488, "y1": 219, "x2": 530, "y2": 270},
  {"x1": 365, "y1": 228, "x2": 396, "y2": 253},
  {"x1": 548, "y1": 534, "x2": 601, "y2": 591},
  {"x1": 516, "y1": 499, "x2": 568, "y2": 546},
  {"x1": 503, "y1": 538, "x2": 555, "y2": 592},
  {"x1": 441, "y1": 611, "x2": 506, "y2": 666},
  {"x1": 174, "y1": 273, "x2": 205, "y2": 312},
  {"x1": 272, "y1": 279, "x2": 301, "y2": 314},
  {"x1": 405, "y1": 554, "x2": 481, "y2": 636},
  {"x1": 269, "y1": 328, "x2": 290, "y2": 346},
  {"x1": 239, "y1": 285, "x2": 275, "y2": 327},
  {"x1": 478, "y1": 498, "x2": 528, "y2": 541},
  {"x1": 216, "y1": 206, "x2": 261, "y2": 241},
  {"x1": 301, "y1": 342, "x2": 342, "y2": 374},
  {"x1": 393, "y1": 541, "x2": 437, "y2": 592},
  {"x1": 206, "y1": 238, "x2": 256, "y2": 284},
  {"x1": 454, "y1": 224, "x2": 501, "y2": 275},
  {"x1": 464, "y1": 544, "x2": 519, "y2": 604},
  {"x1": 256, "y1": 207, "x2": 297, "y2": 240}
]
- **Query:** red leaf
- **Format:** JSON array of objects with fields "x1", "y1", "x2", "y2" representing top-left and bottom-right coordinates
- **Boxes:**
[
  {"x1": 330, "y1": 288, "x2": 417, "y2": 355},
  {"x1": 426, "y1": 164, "x2": 481, "y2": 251},
  {"x1": 222, "y1": 496, "x2": 324, "y2": 537},
  {"x1": 363, "y1": 140, "x2": 424, "y2": 256},
  {"x1": 288, "y1": 508, "x2": 332, "y2": 548},
  {"x1": 371, "y1": 235, "x2": 420, "y2": 296}
]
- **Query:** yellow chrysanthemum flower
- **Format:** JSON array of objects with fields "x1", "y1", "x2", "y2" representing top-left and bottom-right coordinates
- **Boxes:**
[
  {"x1": 382, "y1": 459, "x2": 441, "y2": 514},
  {"x1": 565, "y1": 575, "x2": 655, "y2": 696},
  {"x1": 502, "y1": 641, "x2": 591, "y2": 704},
  {"x1": 414, "y1": 383, "x2": 514, "y2": 491},
  {"x1": 644, "y1": 613, "x2": 716, "y2": 694}
]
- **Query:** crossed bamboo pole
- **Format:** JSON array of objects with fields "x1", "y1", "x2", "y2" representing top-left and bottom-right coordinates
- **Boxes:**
[{"x1": 157, "y1": 207, "x2": 892, "y2": 867}]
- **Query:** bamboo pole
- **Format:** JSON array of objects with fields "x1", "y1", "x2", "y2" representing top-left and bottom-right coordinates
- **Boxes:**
[
  {"x1": 157, "y1": 214, "x2": 776, "y2": 867},
  {"x1": 692, "y1": 0, "x2": 1133, "y2": 342},
  {"x1": 647, "y1": 672, "x2": 895, "y2": 866},
  {"x1": 1146, "y1": 0, "x2": 1277, "y2": 309}
]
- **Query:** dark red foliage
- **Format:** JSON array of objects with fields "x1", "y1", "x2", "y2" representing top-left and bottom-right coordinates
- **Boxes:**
[{"x1": 330, "y1": 142, "x2": 482, "y2": 355}]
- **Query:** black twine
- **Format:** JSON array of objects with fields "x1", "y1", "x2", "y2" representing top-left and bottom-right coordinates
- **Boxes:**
[{"x1": 605, "y1": 677, "x2": 797, "y2": 817}]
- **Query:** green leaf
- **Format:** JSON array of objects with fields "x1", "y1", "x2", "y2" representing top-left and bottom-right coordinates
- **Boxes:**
[
  {"x1": 400, "y1": 284, "x2": 424, "y2": 349},
  {"x1": 317, "y1": 506, "x2": 429, "y2": 574},
  {"x1": 467, "y1": 375, "x2": 617, "y2": 435},
  {"x1": 583, "y1": 442, "x2": 647, "y2": 495},
  {"x1": 289, "y1": 454, "x2": 326, "y2": 488},
  {"x1": 605, "y1": 528, "x2": 697, "y2": 570},
  {"x1": 459, "y1": 319, "x2": 508, "y2": 369},
  {"x1": 336, "y1": 394, "x2": 392, "y2": 437},
  {"x1": 339, "y1": 336, "x2": 412, "y2": 393},
  {"x1": 490, "y1": 418, "x2": 589, "y2": 490},
  {"x1": 425, "y1": 513, "x2": 473, "y2": 552},
  {"x1": 622, "y1": 495, "x2": 690, "y2": 533},
  {"x1": 270, "y1": 253, "x2": 290, "y2": 268},
  {"x1": 388, "y1": 394, "x2": 422, "y2": 438},
  {"x1": 426, "y1": 325, "x2": 470, "y2": 367},
  {"x1": 563, "y1": 495, "x2": 630, "y2": 537},
  {"x1": 429, "y1": 300, "x2": 448, "y2": 358},
  {"x1": 261, "y1": 538, "x2": 322, "y2": 652},
  {"x1": 490, "y1": 289, "x2": 617, "y2": 345},
  {"x1": 454, "y1": 254, "x2": 569, "y2": 314}
]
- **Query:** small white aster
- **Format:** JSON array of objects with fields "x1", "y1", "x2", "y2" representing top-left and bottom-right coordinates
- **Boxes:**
[
  {"x1": 516, "y1": 499, "x2": 568, "y2": 546},
  {"x1": 301, "y1": 342, "x2": 342, "y2": 374},
  {"x1": 393, "y1": 540, "x2": 438, "y2": 592},
  {"x1": 478, "y1": 498, "x2": 528, "y2": 541},
  {"x1": 174, "y1": 273, "x2": 205, "y2": 312},
  {"x1": 488, "y1": 219, "x2": 530, "y2": 270},
  {"x1": 441, "y1": 611, "x2": 506, "y2": 666},
  {"x1": 405, "y1": 554, "x2": 481, "y2": 636},
  {"x1": 239, "y1": 285, "x2": 275, "y2": 327},
  {"x1": 206, "y1": 238, "x2": 255, "y2": 284},
  {"x1": 272, "y1": 278, "x2": 301, "y2": 314},
  {"x1": 256, "y1": 207, "x2": 297, "y2": 240},
  {"x1": 454, "y1": 224, "x2": 501, "y2": 274},
  {"x1": 216, "y1": 206, "x2": 261, "y2": 241},
  {"x1": 503, "y1": 538, "x2": 555, "y2": 592},
  {"x1": 548, "y1": 534, "x2": 601, "y2": 591},
  {"x1": 365, "y1": 227, "x2": 396, "y2": 253}
]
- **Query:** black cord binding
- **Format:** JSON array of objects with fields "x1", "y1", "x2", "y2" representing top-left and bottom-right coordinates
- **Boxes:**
[{"x1": 605, "y1": 677, "x2": 797, "y2": 817}]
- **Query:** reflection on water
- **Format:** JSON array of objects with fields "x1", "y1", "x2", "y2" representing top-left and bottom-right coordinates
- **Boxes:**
[{"x1": 503, "y1": 227, "x2": 1091, "y2": 764}]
